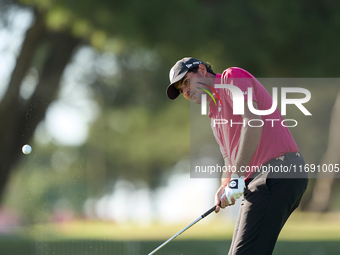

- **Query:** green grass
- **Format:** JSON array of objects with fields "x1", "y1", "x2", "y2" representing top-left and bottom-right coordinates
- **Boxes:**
[
  {"x1": 20, "y1": 212, "x2": 340, "y2": 241},
  {"x1": 1, "y1": 238, "x2": 339, "y2": 255},
  {"x1": 1, "y1": 212, "x2": 339, "y2": 255}
]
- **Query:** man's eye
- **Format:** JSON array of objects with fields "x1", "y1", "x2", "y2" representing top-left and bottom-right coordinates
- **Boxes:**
[{"x1": 184, "y1": 79, "x2": 189, "y2": 85}]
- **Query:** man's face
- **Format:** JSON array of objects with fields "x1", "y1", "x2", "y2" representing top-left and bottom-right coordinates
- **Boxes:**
[{"x1": 174, "y1": 71, "x2": 207, "y2": 104}]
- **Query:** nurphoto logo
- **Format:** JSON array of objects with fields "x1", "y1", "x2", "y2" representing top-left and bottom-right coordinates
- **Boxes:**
[{"x1": 200, "y1": 82, "x2": 312, "y2": 128}]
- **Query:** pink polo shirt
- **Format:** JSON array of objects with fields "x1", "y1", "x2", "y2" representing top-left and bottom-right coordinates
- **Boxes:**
[{"x1": 209, "y1": 67, "x2": 299, "y2": 179}]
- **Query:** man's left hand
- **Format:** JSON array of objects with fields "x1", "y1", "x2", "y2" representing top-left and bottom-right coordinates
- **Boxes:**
[{"x1": 220, "y1": 174, "x2": 245, "y2": 208}]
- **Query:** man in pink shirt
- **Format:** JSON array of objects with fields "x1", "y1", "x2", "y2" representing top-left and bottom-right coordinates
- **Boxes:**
[{"x1": 166, "y1": 57, "x2": 308, "y2": 255}]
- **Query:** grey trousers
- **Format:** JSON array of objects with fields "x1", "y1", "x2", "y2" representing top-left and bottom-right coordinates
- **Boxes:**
[{"x1": 228, "y1": 156, "x2": 309, "y2": 255}]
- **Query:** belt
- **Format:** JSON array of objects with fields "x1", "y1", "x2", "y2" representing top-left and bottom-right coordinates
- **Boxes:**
[
  {"x1": 247, "y1": 151, "x2": 303, "y2": 182},
  {"x1": 265, "y1": 151, "x2": 302, "y2": 166}
]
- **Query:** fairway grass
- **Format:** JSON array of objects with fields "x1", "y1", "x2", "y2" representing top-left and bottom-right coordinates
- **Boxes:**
[{"x1": 22, "y1": 212, "x2": 340, "y2": 242}]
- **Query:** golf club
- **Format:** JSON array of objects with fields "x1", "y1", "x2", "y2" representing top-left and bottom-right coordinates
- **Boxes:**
[{"x1": 147, "y1": 202, "x2": 221, "y2": 255}]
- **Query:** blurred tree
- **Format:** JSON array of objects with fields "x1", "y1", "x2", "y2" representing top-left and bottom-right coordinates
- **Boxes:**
[
  {"x1": 0, "y1": 8, "x2": 81, "y2": 200},
  {"x1": 306, "y1": 92, "x2": 340, "y2": 211}
]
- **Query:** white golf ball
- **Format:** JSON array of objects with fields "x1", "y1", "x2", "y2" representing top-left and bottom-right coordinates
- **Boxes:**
[{"x1": 22, "y1": 144, "x2": 32, "y2": 155}]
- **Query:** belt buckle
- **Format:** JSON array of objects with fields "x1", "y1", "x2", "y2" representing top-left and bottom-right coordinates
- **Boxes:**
[{"x1": 276, "y1": 155, "x2": 285, "y2": 161}]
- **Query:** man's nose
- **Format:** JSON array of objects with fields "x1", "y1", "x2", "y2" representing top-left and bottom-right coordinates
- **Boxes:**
[{"x1": 183, "y1": 87, "x2": 190, "y2": 97}]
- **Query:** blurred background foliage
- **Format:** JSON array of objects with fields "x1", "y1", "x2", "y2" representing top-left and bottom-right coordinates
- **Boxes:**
[{"x1": 0, "y1": 0, "x2": 339, "y2": 226}]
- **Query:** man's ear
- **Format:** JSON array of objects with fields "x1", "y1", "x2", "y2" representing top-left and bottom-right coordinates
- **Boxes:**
[{"x1": 198, "y1": 64, "x2": 207, "y2": 76}]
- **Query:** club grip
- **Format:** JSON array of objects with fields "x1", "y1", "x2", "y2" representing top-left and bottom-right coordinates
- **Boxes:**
[{"x1": 201, "y1": 202, "x2": 221, "y2": 218}]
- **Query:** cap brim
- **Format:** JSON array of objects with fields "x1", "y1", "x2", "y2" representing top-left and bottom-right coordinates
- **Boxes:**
[
  {"x1": 166, "y1": 84, "x2": 180, "y2": 99},
  {"x1": 166, "y1": 71, "x2": 188, "y2": 99}
]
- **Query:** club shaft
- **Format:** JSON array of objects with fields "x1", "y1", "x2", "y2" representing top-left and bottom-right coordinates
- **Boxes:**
[
  {"x1": 147, "y1": 205, "x2": 217, "y2": 255},
  {"x1": 148, "y1": 216, "x2": 202, "y2": 255}
]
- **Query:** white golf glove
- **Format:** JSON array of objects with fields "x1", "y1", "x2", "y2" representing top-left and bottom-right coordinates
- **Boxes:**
[{"x1": 222, "y1": 174, "x2": 245, "y2": 204}]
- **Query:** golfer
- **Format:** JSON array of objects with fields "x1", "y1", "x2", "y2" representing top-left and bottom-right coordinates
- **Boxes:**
[{"x1": 166, "y1": 57, "x2": 308, "y2": 255}]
